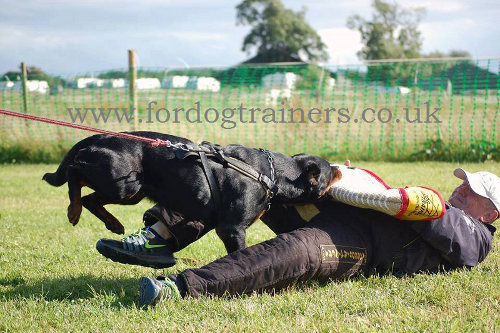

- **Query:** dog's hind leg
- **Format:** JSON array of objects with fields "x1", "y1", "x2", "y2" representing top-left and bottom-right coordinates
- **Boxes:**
[
  {"x1": 82, "y1": 191, "x2": 145, "y2": 234},
  {"x1": 67, "y1": 167, "x2": 84, "y2": 227}
]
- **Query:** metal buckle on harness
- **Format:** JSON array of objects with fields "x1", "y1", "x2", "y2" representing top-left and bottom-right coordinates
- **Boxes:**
[
  {"x1": 176, "y1": 143, "x2": 192, "y2": 152},
  {"x1": 258, "y1": 174, "x2": 275, "y2": 199}
]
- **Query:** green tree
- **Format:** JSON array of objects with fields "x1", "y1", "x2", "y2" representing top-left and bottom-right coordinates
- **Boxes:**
[
  {"x1": 347, "y1": 0, "x2": 425, "y2": 60},
  {"x1": 419, "y1": 50, "x2": 472, "y2": 86},
  {"x1": 424, "y1": 50, "x2": 471, "y2": 61},
  {"x1": 347, "y1": 0, "x2": 425, "y2": 84},
  {"x1": 1, "y1": 65, "x2": 63, "y2": 88},
  {"x1": 420, "y1": 50, "x2": 497, "y2": 94},
  {"x1": 236, "y1": 0, "x2": 328, "y2": 63}
]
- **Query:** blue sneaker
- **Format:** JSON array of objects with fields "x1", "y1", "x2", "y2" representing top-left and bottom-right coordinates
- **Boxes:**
[
  {"x1": 139, "y1": 276, "x2": 180, "y2": 308},
  {"x1": 96, "y1": 227, "x2": 176, "y2": 269}
]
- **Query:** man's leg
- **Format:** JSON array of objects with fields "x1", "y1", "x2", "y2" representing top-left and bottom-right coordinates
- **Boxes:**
[
  {"x1": 142, "y1": 204, "x2": 214, "y2": 252},
  {"x1": 96, "y1": 202, "x2": 309, "y2": 269},
  {"x1": 139, "y1": 217, "x2": 371, "y2": 305},
  {"x1": 96, "y1": 204, "x2": 214, "y2": 268}
]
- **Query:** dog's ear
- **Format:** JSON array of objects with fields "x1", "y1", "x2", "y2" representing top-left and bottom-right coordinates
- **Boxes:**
[{"x1": 305, "y1": 160, "x2": 321, "y2": 186}]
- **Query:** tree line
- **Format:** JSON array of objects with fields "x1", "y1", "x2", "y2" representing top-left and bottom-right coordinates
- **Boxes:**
[{"x1": 2, "y1": 0, "x2": 496, "y2": 92}]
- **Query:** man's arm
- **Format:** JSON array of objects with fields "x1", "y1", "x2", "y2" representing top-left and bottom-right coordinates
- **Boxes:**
[{"x1": 411, "y1": 206, "x2": 495, "y2": 267}]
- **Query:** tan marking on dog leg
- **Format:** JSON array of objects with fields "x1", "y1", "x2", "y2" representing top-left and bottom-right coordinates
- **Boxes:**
[
  {"x1": 319, "y1": 167, "x2": 342, "y2": 198},
  {"x1": 67, "y1": 186, "x2": 83, "y2": 226},
  {"x1": 251, "y1": 208, "x2": 267, "y2": 225},
  {"x1": 82, "y1": 193, "x2": 125, "y2": 234}
]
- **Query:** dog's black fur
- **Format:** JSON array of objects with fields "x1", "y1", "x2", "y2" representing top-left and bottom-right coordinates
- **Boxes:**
[{"x1": 43, "y1": 131, "x2": 340, "y2": 253}]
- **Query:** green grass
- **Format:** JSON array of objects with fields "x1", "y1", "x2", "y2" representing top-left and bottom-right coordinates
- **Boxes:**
[{"x1": 0, "y1": 162, "x2": 499, "y2": 331}]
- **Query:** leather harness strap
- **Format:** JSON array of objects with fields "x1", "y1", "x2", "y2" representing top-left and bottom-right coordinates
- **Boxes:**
[
  {"x1": 222, "y1": 155, "x2": 278, "y2": 199},
  {"x1": 199, "y1": 142, "x2": 278, "y2": 200},
  {"x1": 174, "y1": 141, "x2": 278, "y2": 213},
  {"x1": 198, "y1": 150, "x2": 222, "y2": 214}
]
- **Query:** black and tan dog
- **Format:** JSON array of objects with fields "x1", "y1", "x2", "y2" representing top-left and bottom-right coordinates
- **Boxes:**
[{"x1": 43, "y1": 132, "x2": 340, "y2": 253}]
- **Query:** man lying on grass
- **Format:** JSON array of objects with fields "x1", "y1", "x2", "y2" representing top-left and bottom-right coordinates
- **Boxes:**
[{"x1": 96, "y1": 162, "x2": 499, "y2": 307}]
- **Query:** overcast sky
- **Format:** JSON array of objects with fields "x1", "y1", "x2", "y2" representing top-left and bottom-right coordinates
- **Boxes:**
[{"x1": 1, "y1": 0, "x2": 499, "y2": 75}]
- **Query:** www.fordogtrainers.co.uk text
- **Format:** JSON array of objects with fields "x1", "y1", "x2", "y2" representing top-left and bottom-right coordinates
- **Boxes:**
[{"x1": 66, "y1": 101, "x2": 441, "y2": 129}]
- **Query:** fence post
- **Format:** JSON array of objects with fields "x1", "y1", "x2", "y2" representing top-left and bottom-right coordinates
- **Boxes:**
[
  {"x1": 21, "y1": 62, "x2": 28, "y2": 113},
  {"x1": 128, "y1": 49, "x2": 138, "y2": 130}
]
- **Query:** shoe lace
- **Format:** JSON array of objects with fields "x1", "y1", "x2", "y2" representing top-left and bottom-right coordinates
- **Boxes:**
[
  {"x1": 122, "y1": 227, "x2": 148, "y2": 241},
  {"x1": 160, "y1": 279, "x2": 181, "y2": 300}
]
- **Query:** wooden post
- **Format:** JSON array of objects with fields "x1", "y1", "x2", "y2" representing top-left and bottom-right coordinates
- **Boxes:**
[
  {"x1": 317, "y1": 65, "x2": 325, "y2": 103},
  {"x1": 413, "y1": 63, "x2": 419, "y2": 103},
  {"x1": 21, "y1": 62, "x2": 28, "y2": 113},
  {"x1": 128, "y1": 49, "x2": 138, "y2": 130}
]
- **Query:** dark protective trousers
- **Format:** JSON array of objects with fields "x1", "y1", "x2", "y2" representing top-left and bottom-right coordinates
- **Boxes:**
[
  {"x1": 167, "y1": 216, "x2": 372, "y2": 298},
  {"x1": 143, "y1": 205, "x2": 213, "y2": 252}
]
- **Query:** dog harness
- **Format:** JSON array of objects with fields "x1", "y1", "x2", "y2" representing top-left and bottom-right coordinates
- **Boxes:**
[{"x1": 171, "y1": 142, "x2": 278, "y2": 213}]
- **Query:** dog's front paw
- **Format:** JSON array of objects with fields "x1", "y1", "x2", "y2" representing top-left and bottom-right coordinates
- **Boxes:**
[
  {"x1": 106, "y1": 222, "x2": 125, "y2": 235},
  {"x1": 67, "y1": 204, "x2": 82, "y2": 226}
]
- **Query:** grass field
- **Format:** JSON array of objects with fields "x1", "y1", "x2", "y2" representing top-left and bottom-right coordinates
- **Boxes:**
[{"x1": 0, "y1": 162, "x2": 499, "y2": 332}]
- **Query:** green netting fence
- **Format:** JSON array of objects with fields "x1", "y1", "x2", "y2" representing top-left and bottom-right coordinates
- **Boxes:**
[{"x1": 1, "y1": 58, "x2": 499, "y2": 162}]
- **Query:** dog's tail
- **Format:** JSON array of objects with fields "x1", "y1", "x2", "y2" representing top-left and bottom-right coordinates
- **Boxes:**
[{"x1": 42, "y1": 135, "x2": 101, "y2": 186}]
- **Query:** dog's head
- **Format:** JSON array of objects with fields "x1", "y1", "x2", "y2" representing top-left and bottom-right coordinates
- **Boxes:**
[{"x1": 274, "y1": 153, "x2": 341, "y2": 202}]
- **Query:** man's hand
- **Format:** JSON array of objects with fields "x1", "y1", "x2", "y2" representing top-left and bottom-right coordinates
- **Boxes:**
[{"x1": 344, "y1": 160, "x2": 351, "y2": 167}]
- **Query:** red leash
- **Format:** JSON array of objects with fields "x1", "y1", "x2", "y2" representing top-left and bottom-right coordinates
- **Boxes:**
[{"x1": 0, "y1": 108, "x2": 171, "y2": 147}]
